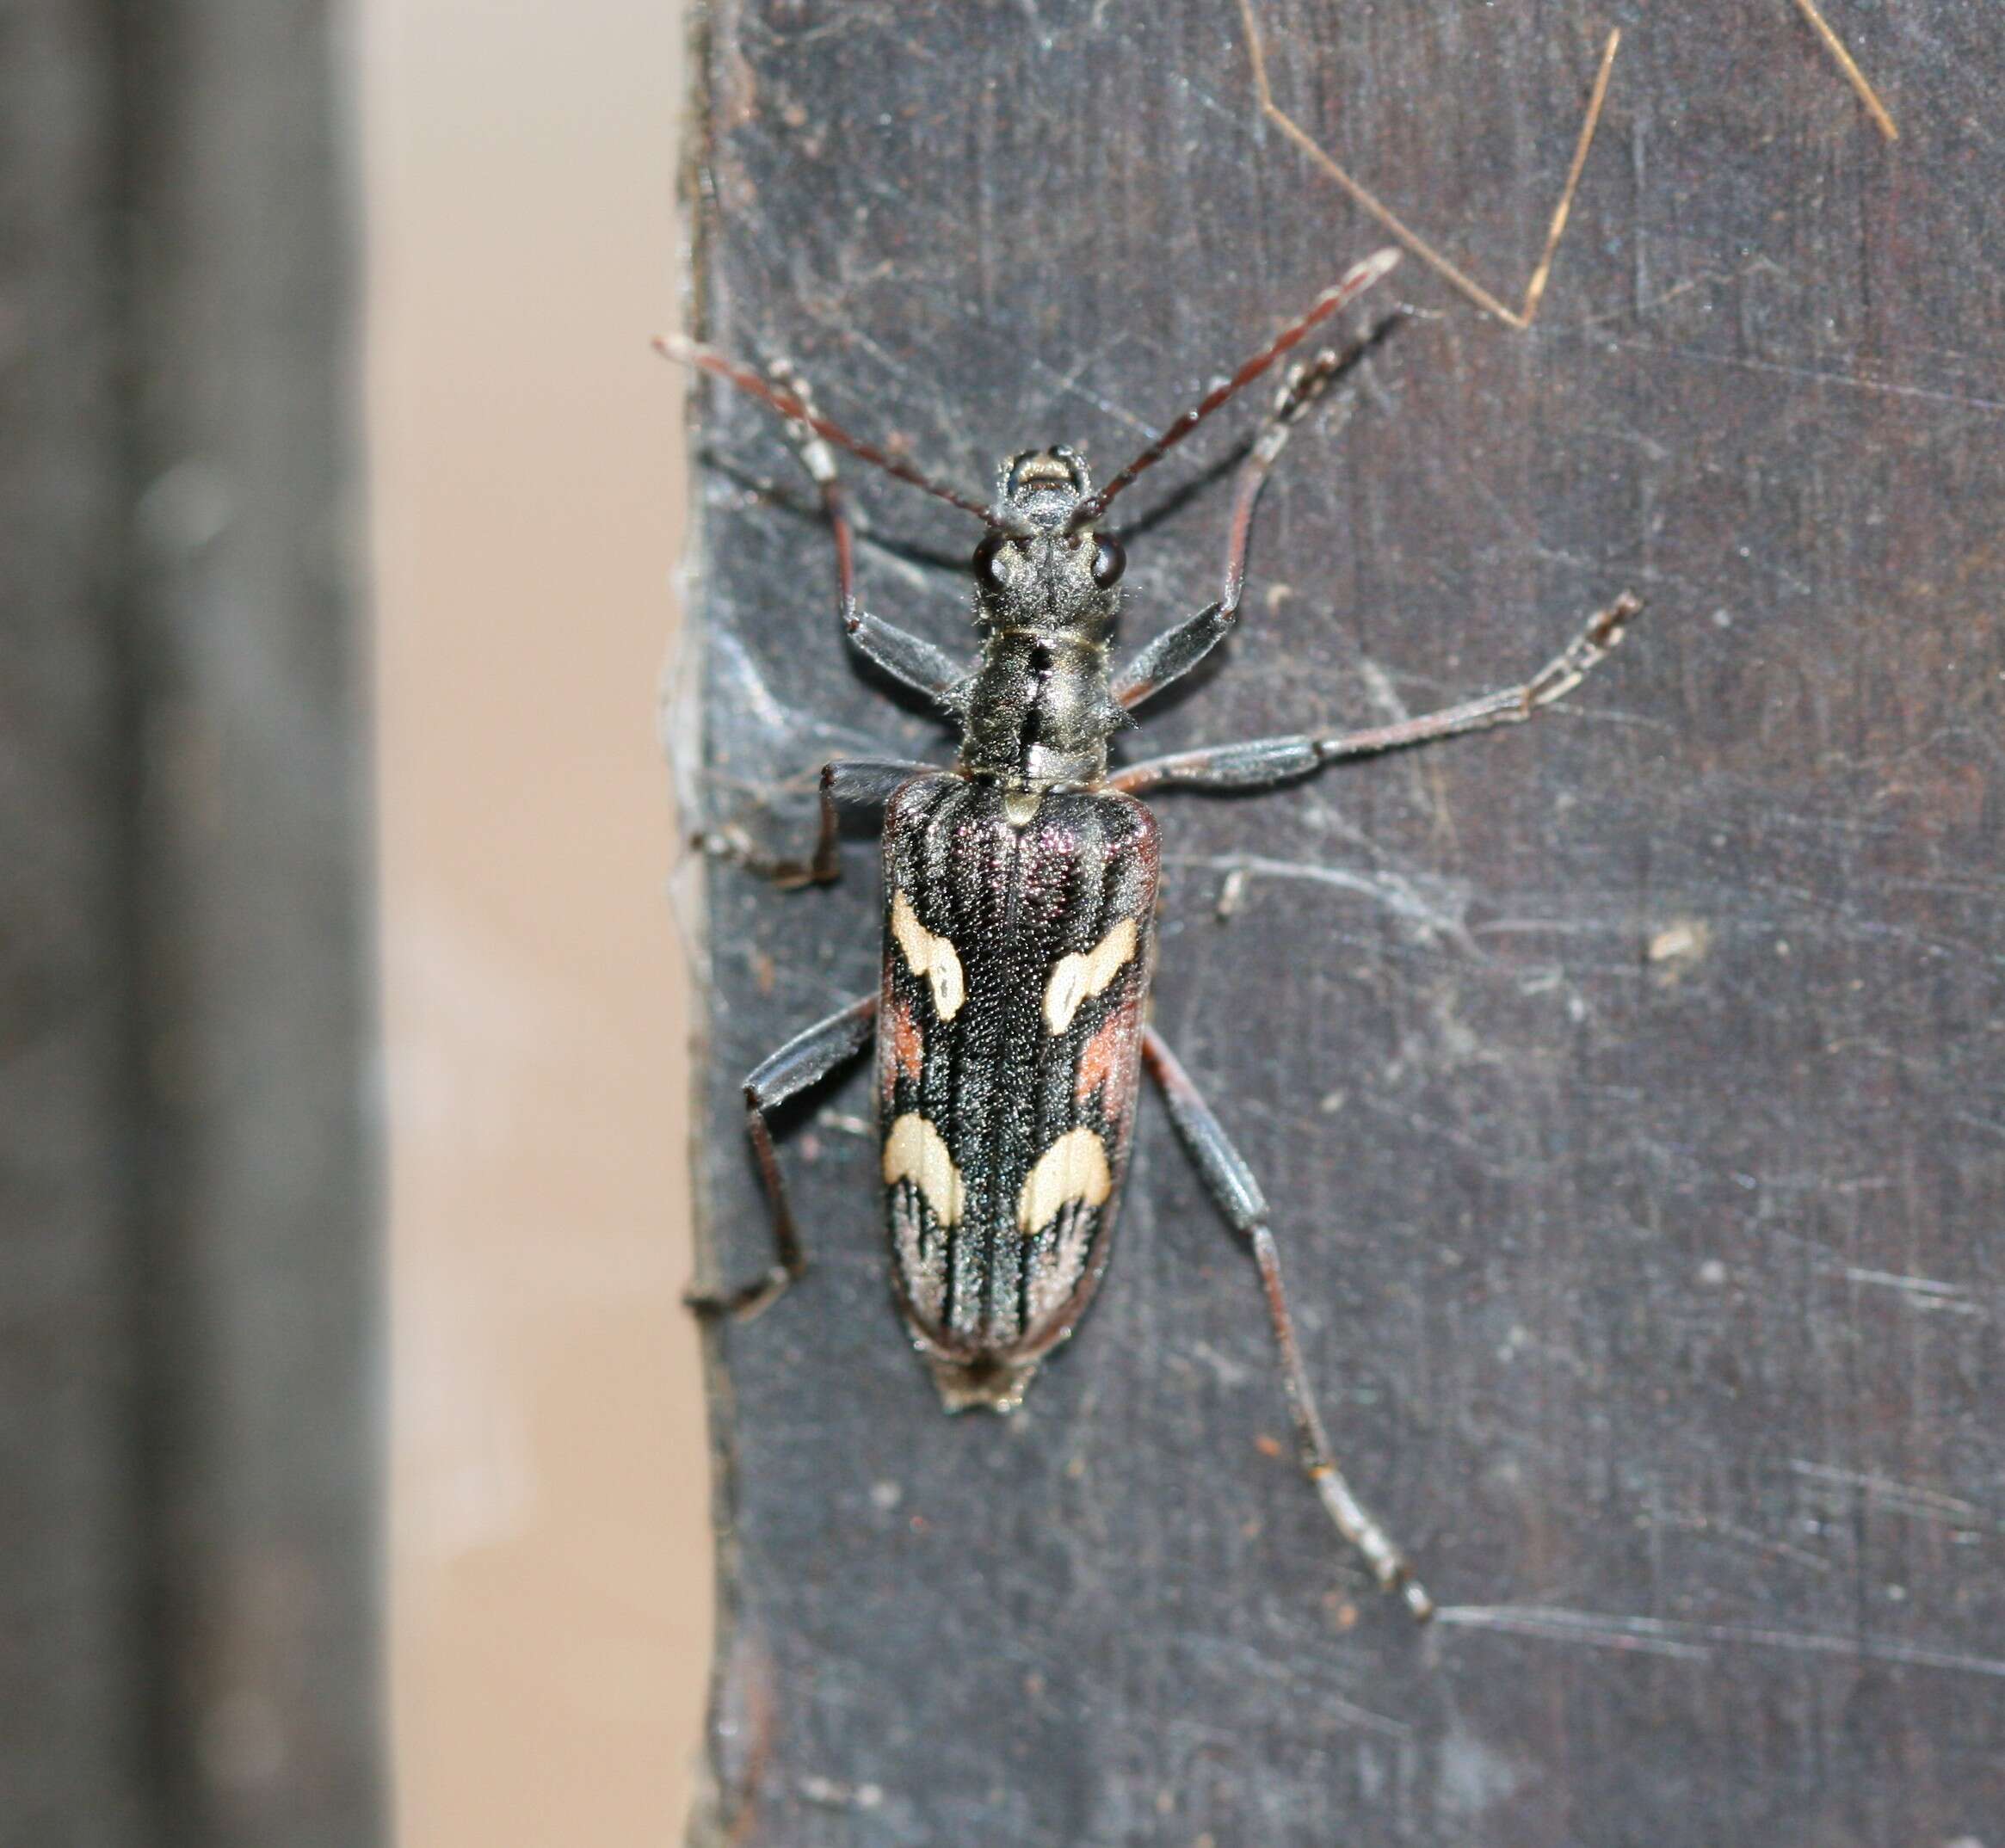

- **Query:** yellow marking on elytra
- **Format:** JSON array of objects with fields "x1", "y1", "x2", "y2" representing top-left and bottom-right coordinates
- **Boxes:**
[
  {"x1": 891, "y1": 889, "x2": 965, "y2": 1019},
  {"x1": 1016, "y1": 1127, "x2": 1113, "y2": 1234},
  {"x1": 1042, "y1": 915, "x2": 1139, "y2": 1034},
  {"x1": 1239, "y1": 0, "x2": 1622, "y2": 330},
  {"x1": 1789, "y1": 0, "x2": 1899, "y2": 142},
  {"x1": 882, "y1": 1113, "x2": 965, "y2": 1227}
]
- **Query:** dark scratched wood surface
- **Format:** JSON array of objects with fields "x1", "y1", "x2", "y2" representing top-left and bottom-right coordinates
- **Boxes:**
[{"x1": 684, "y1": 3, "x2": 2005, "y2": 1842}]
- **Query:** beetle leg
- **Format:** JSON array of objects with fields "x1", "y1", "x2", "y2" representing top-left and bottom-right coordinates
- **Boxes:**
[
  {"x1": 1141, "y1": 1027, "x2": 1434, "y2": 1622},
  {"x1": 698, "y1": 756, "x2": 936, "y2": 889},
  {"x1": 688, "y1": 993, "x2": 879, "y2": 1322},
  {"x1": 1111, "y1": 592, "x2": 1640, "y2": 794},
  {"x1": 1112, "y1": 345, "x2": 1358, "y2": 711},
  {"x1": 768, "y1": 360, "x2": 975, "y2": 722},
  {"x1": 842, "y1": 612, "x2": 973, "y2": 719}
]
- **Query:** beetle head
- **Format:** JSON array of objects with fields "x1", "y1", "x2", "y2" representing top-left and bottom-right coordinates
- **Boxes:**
[{"x1": 970, "y1": 447, "x2": 1126, "y2": 631}]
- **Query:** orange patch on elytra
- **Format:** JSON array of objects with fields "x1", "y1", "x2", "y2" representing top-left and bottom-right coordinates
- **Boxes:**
[
  {"x1": 1074, "y1": 1008, "x2": 1131, "y2": 1105},
  {"x1": 889, "y1": 997, "x2": 925, "y2": 1089}
]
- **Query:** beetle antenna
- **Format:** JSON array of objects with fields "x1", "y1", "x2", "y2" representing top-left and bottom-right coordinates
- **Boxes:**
[
  {"x1": 1064, "y1": 247, "x2": 1401, "y2": 533},
  {"x1": 656, "y1": 335, "x2": 1031, "y2": 536}
]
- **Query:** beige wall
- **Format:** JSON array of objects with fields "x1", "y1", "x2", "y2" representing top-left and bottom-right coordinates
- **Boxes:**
[{"x1": 361, "y1": 1, "x2": 708, "y2": 1840}]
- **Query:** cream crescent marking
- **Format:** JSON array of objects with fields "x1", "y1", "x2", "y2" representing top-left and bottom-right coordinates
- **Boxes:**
[
  {"x1": 882, "y1": 1113, "x2": 965, "y2": 1227},
  {"x1": 1042, "y1": 915, "x2": 1139, "y2": 1034},
  {"x1": 891, "y1": 890, "x2": 965, "y2": 1019},
  {"x1": 1016, "y1": 1126, "x2": 1113, "y2": 1234}
]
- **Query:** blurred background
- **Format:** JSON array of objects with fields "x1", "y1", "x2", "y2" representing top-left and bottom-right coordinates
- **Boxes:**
[
  {"x1": 2, "y1": 0, "x2": 707, "y2": 1841},
  {"x1": 364, "y1": 0, "x2": 707, "y2": 1843}
]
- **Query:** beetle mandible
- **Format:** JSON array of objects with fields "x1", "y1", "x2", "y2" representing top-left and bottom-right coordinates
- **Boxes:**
[{"x1": 664, "y1": 248, "x2": 1640, "y2": 1620}]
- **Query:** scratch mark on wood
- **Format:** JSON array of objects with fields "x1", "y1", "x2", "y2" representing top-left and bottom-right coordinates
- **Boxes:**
[
  {"x1": 1661, "y1": 1509, "x2": 1834, "y2": 1574},
  {"x1": 1572, "y1": 257, "x2": 1795, "y2": 330},
  {"x1": 1319, "y1": 1692, "x2": 1415, "y2": 1740},
  {"x1": 1596, "y1": 337, "x2": 2005, "y2": 417},
  {"x1": 1789, "y1": 0, "x2": 1901, "y2": 142},
  {"x1": 1164, "y1": 851, "x2": 1476, "y2": 949},
  {"x1": 1836, "y1": 1266, "x2": 1988, "y2": 1316},
  {"x1": 1788, "y1": 1460, "x2": 1992, "y2": 1527},
  {"x1": 798, "y1": 1774, "x2": 887, "y2": 1813},
  {"x1": 1435, "y1": 1605, "x2": 2005, "y2": 1680},
  {"x1": 1434, "y1": 1604, "x2": 1712, "y2": 1660},
  {"x1": 1239, "y1": 0, "x2": 1621, "y2": 330},
  {"x1": 1200, "y1": 1639, "x2": 1416, "y2": 1740}
]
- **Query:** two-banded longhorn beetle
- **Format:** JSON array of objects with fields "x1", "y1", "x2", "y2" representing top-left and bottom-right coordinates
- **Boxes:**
[{"x1": 663, "y1": 248, "x2": 1640, "y2": 1621}]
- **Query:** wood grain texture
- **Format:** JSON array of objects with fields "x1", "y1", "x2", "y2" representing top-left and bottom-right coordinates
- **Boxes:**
[
  {"x1": 0, "y1": 2, "x2": 380, "y2": 1841},
  {"x1": 684, "y1": 3, "x2": 2004, "y2": 1841}
]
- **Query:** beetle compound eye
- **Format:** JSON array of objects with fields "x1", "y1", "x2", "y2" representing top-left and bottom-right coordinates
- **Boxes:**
[
  {"x1": 1090, "y1": 534, "x2": 1126, "y2": 588},
  {"x1": 972, "y1": 533, "x2": 1009, "y2": 588}
]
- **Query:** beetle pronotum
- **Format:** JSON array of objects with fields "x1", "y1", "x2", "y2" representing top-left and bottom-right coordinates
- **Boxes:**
[{"x1": 665, "y1": 249, "x2": 1640, "y2": 1620}]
